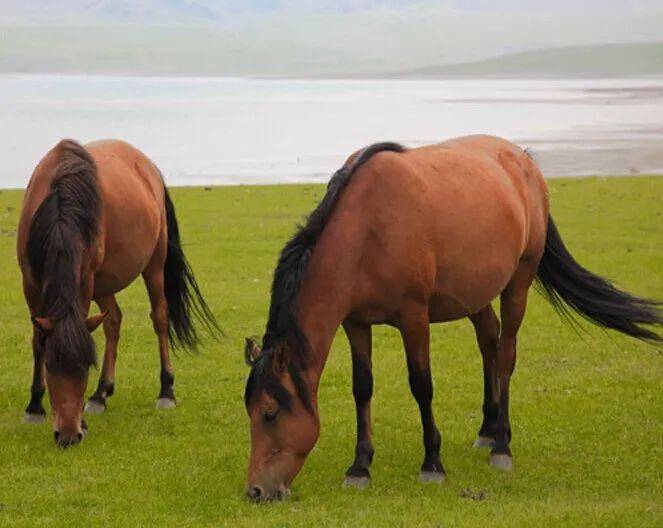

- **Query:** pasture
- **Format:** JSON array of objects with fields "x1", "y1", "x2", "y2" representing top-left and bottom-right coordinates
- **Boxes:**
[{"x1": 0, "y1": 176, "x2": 661, "y2": 527}]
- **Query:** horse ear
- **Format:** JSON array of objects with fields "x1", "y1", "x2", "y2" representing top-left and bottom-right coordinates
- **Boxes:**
[
  {"x1": 31, "y1": 316, "x2": 54, "y2": 333},
  {"x1": 85, "y1": 311, "x2": 108, "y2": 332},
  {"x1": 245, "y1": 338, "x2": 262, "y2": 366}
]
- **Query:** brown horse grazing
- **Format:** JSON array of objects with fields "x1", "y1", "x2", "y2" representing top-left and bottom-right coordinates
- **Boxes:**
[
  {"x1": 243, "y1": 135, "x2": 662, "y2": 501},
  {"x1": 17, "y1": 139, "x2": 218, "y2": 447}
]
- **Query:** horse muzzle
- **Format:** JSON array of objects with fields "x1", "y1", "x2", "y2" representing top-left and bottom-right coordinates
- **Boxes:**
[{"x1": 246, "y1": 483, "x2": 291, "y2": 503}]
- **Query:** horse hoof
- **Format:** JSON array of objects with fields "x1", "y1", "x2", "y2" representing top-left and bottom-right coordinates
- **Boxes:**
[
  {"x1": 23, "y1": 412, "x2": 46, "y2": 424},
  {"x1": 84, "y1": 400, "x2": 106, "y2": 414},
  {"x1": 156, "y1": 398, "x2": 176, "y2": 410},
  {"x1": 490, "y1": 453, "x2": 514, "y2": 472},
  {"x1": 473, "y1": 436, "x2": 495, "y2": 449},
  {"x1": 343, "y1": 476, "x2": 371, "y2": 490},
  {"x1": 419, "y1": 471, "x2": 446, "y2": 484}
]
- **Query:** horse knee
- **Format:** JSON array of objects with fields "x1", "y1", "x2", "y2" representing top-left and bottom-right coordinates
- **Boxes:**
[{"x1": 104, "y1": 309, "x2": 122, "y2": 340}]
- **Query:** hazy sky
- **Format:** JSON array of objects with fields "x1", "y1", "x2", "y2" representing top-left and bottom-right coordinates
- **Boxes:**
[{"x1": 1, "y1": 1, "x2": 662, "y2": 69}]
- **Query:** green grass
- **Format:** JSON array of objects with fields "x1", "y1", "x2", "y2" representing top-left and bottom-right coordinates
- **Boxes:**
[{"x1": 0, "y1": 177, "x2": 661, "y2": 527}]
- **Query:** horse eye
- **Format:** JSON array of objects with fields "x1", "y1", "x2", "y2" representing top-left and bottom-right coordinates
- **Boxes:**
[{"x1": 263, "y1": 408, "x2": 279, "y2": 424}]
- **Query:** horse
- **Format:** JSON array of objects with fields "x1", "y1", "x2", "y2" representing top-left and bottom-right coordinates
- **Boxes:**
[
  {"x1": 243, "y1": 134, "x2": 662, "y2": 502},
  {"x1": 17, "y1": 139, "x2": 218, "y2": 447}
]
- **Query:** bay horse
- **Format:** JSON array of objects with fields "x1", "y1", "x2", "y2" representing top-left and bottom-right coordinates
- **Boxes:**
[
  {"x1": 17, "y1": 139, "x2": 218, "y2": 447},
  {"x1": 243, "y1": 135, "x2": 662, "y2": 501}
]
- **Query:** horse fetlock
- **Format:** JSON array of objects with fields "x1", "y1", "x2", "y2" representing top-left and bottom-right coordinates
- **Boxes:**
[
  {"x1": 158, "y1": 370, "x2": 175, "y2": 403},
  {"x1": 25, "y1": 395, "x2": 46, "y2": 417},
  {"x1": 421, "y1": 458, "x2": 445, "y2": 477}
]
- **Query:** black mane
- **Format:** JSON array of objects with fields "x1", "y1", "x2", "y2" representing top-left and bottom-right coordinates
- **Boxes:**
[
  {"x1": 27, "y1": 139, "x2": 101, "y2": 376},
  {"x1": 245, "y1": 142, "x2": 406, "y2": 411}
]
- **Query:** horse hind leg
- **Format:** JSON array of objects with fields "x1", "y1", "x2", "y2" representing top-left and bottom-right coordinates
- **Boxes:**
[
  {"x1": 143, "y1": 253, "x2": 176, "y2": 410},
  {"x1": 85, "y1": 295, "x2": 122, "y2": 414},
  {"x1": 342, "y1": 320, "x2": 374, "y2": 490},
  {"x1": 469, "y1": 305, "x2": 501, "y2": 449},
  {"x1": 489, "y1": 262, "x2": 536, "y2": 472}
]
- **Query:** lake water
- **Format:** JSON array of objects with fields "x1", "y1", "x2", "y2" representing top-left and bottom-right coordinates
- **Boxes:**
[{"x1": 2, "y1": 75, "x2": 663, "y2": 189}]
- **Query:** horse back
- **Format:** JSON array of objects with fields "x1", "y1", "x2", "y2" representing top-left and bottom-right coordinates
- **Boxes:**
[{"x1": 314, "y1": 135, "x2": 548, "y2": 323}]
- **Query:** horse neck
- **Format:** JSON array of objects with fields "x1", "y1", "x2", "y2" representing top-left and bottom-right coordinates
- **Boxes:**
[
  {"x1": 41, "y1": 235, "x2": 88, "y2": 318},
  {"x1": 296, "y1": 224, "x2": 360, "y2": 395}
]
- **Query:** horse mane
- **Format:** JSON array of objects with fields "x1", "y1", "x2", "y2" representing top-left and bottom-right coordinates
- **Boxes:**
[
  {"x1": 27, "y1": 139, "x2": 101, "y2": 376},
  {"x1": 245, "y1": 142, "x2": 406, "y2": 411}
]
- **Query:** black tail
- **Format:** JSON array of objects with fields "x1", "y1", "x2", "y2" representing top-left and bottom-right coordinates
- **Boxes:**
[
  {"x1": 163, "y1": 188, "x2": 220, "y2": 349},
  {"x1": 536, "y1": 215, "x2": 662, "y2": 343}
]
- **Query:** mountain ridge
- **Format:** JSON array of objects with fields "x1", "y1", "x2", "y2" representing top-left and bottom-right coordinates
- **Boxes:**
[{"x1": 393, "y1": 41, "x2": 663, "y2": 78}]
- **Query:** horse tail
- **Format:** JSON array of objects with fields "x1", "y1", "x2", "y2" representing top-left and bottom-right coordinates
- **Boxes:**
[
  {"x1": 162, "y1": 186, "x2": 220, "y2": 350},
  {"x1": 535, "y1": 214, "x2": 662, "y2": 342}
]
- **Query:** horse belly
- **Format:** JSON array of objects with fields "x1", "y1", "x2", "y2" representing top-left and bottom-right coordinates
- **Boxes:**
[
  {"x1": 428, "y1": 199, "x2": 527, "y2": 319},
  {"x1": 93, "y1": 160, "x2": 163, "y2": 296},
  {"x1": 429, "y1": 261, "x2": 516, "y2": 322}
]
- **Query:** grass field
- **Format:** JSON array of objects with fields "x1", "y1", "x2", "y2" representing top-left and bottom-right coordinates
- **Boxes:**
[{"x1": 0, "y1": 177, "x2": 661, "y2": 527}]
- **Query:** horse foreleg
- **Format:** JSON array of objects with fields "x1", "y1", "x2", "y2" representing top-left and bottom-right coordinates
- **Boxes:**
[
  {"x1": 342, "y1": 320, "x2": 374, "y2": 489},
  {"x1": 24, "y1": 329, "x2": 46, "y2": 423},
  {"x1": 399, "y1": 308, "x2": 445, "y2": 483},
  {"x1": 143, "y1": 267, "x2": 176, "y2": 409},
  {"x1": 85, "y1": 295, "x2": 122, "y2": 414},
  {"x1": 469, "y1": 305, "x2": 501, "y2": 448}
]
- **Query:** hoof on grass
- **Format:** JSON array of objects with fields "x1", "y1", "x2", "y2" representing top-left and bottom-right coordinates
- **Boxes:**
[
  {"x1": 84, "y1": 400, "x2": 106, "y2": 415},
  {"x1": 343, "y1": 476, "x2": 371, "y2": 490},
  {"x1": 156, "y1": 397, "x2": 176, "y2": 410},
  {"x1": 490, "y1": 453, "x2": 514, "y2": 472},
  {"x1": 419, "y1": 471, "x2": 446, "y2": 484},
  {"x1": 23, "y1": 412, "x2": 46, "y2": 424},
  {"x1": 473, "y1": 436, "x2": 495, "y2": 449}
]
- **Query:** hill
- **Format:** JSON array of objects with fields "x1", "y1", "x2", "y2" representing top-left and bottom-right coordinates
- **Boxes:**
[{"x1": 396, "y1": 42, "x2": 663, "y2": 78}]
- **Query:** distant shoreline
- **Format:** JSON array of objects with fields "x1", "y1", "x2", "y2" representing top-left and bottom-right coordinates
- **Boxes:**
[
  {"x1": 3, "y1": 75, "x2": 662, "y2": 189},
  {"x1": 3, "y1": 71, "x2": 663, "y2": 82},
  {"x1": 2, "y1": 173, "x2": 662, "y2": 193}
]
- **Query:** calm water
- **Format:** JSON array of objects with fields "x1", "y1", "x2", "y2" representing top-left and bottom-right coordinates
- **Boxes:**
[{"x1": 2, "y1": 75, "x2": 663, "y2": 188}]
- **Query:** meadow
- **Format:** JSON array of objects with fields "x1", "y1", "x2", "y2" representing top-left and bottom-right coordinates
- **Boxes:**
[{"x1": 0, "y1": 176, "x2": 661, "y2": 527}]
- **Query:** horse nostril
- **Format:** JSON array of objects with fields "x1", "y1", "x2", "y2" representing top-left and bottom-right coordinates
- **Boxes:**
[
  {"x1": 54, "y1": 431, "x2": 60, "y2": 442},
  {"x1": 247, "y1": 485, "x2": 263, "y2": 501},
  {"x1": 76, "y1": 432, "x2": 83, "y2": 443}
]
